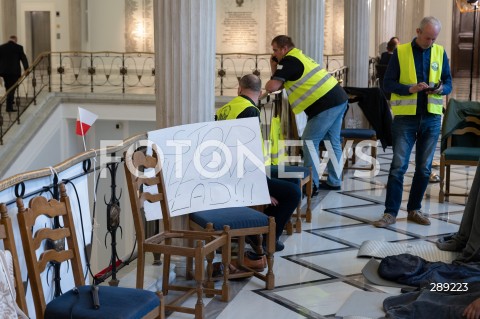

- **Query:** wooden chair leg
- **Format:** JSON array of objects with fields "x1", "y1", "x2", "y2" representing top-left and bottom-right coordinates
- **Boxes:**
[
  {"x1": 194, "y1": 241, "x2": 205, "y2": 319},
  {"x1": 295, "y1": 202, "x2": 302, "y2": 233},
  {"x1": 446, "y1": 165, "x2": 451, "y2": 202},
  {"x1": 204, "y1": 250, "x2": 215, "y2": 298},
  {"x1": 221, "y1": 236, "x2": 231, "y2": 302},
  {"x1": 265, "y1": 219, "x2": 276, "y2": 290},
  {"x1": 136, "y1": 249, "x2": 145, "y2": 289},
  {"x1": 439, "y1": 157, "x2": 445, "y2": 203},
  {"x1": 162, "y1": 254, "x2": 171, "y2": 296},
  {"x1": 305, "y1": 177, "x2": 312, "y2": 223},
  {"x1": 186, "y1": 237, "x2": 194, "y2": 280},
  {"x1": 285, "y1": 220, "x2": 294, "y2": 235},
  {"x1": 371, "y1": 140, "x2": 377, "y2": 170}
]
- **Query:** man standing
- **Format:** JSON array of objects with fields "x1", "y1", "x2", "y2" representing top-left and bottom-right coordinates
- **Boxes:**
[
  {"x1": 374, "y1": 16, "x2": 452, "y2": 228},
  {"x1": 216, "y1": 74, "x2": 301, "y2": 251},
  {"x1": 0, "y1": 35, "x2": 29, "y2": 112},
  {"x1": 265, "y1": 35, "x2": 348, "y2": 194}
]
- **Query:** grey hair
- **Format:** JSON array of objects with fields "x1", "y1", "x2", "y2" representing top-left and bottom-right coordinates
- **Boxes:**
[
  {"x1": 419, "y1": 16, "x2": 441, "y2": 31},
  {"x1": 239, "y1": 74, "x2": 261, "y2": 92}
]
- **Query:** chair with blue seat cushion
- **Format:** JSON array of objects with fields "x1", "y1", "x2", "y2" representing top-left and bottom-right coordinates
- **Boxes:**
[
  {"x1": 268, "y1": 165, "x2": 312, "y2": 234},
  {"x1": 342, "y1": 87, "x2": 393, "y2": 171},
  {"x1": 439, "y1": 103, "x2": 480, "y2": 202},
  {"x1": 189, "y1": 206, "x2": 275, "y2": 289},
  {"x1": 44, "y1": 285, "x2": 161, "y2": 319},
  {"x1": 340, "y1": 128, "x2": 377, "y2": 170},
  {"x1": 16, "y1": 183, "x2": 164, "y2": 319},
  {"x1": 124, "y1": 150, "x2": 231, "y2": 319}
]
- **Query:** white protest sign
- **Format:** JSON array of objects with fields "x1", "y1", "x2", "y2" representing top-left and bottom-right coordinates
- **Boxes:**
[{"x1": 145, "y1": 117, "x2": 270, "y2": 220}]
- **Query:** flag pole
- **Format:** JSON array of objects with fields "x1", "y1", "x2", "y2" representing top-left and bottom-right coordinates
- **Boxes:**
[{"x1": 79, "y1": 109, "x2": 87, "y2": 152}]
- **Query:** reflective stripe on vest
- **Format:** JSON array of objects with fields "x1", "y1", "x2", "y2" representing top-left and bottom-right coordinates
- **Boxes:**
[
  {"x1": 268, "y1": 116, "x2": 288, "y2": 165},
  {"x1": 391, "y1": 43, "x2": 444, "y2": 115},
  {"x1": 283, "y1": 48, "x2": 338, "y2": 114}
]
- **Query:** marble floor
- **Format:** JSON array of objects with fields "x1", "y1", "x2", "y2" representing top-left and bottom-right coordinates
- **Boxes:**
[
  {"x1": 113, "y1": 76, "x2": 478, "y2": 318},
  {"x1": 116, "y1": 143, "x2": 475, "y2": 319}
]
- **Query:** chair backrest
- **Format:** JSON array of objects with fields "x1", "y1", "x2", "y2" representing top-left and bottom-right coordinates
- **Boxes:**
[
  {"x1": 124, "y1": 150, "x2": 173, "y2": 240},
  {"x1": 16, "y1": 183, "x2": 85, "y2": 318},
  {"x1": 375, "y1": 63, "x2": 388, "y2": 80},
  {"x1": 343, "y1": 86, "x2": 393, "y2": 150},
  {"x1": 447, "y1": 116, "x2": 480, "y2": 148},
  {"x1": 0, "y1": 203, "x2": 28, "y2": 315}
]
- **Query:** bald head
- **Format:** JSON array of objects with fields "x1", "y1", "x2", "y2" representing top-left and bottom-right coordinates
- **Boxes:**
[
  {"x1": 238, "y1": 74, "x2": 262, "y2": 102},
  {"x1": 239, "y1": 74, "x2": 261, "y2": 93}
]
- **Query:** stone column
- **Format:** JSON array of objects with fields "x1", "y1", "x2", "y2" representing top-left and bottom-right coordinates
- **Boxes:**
[
  {"x1": 1, "y1": 0, "x2": 16, "y2": 41},
  {"x1": 344, "y1": 0, "x2": 371, "y2": 87},
  {"x1": 152, "y1": 0, "x2": 216, "y2": 235},
  {"x1": 153, "y1": 0, "x2": 216, "y2": 128},
  {"x1": 375, "y1": 0, "x2": 397, "y2": 55},
  {"x1": 396, "y1": 0, "x2": 424, "y2": 43},
  {"x1": 287, "y1": 0, "x2": 325, "y2": 64}
]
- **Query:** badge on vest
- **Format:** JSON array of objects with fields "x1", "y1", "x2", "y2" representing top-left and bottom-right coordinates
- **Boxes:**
[{"x1": 431, "y1": 62, "x2": 439, "y2": 71}]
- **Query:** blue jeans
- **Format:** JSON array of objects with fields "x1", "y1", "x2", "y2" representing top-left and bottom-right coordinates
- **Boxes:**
[
  {"x1": 302, "y1": 101, "x2": 348, "y2": 187},
  {"x1": 384, "y1": 114, "x2": 441, "y2": 217}
]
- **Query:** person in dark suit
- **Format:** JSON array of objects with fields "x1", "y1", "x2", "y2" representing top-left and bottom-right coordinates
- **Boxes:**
[
  {"x1": 377, "y1": 37, "x2": 399, "y2": 99},
  {"x1": 0, "y1": 35, "x2": 29, "y2": 112},
  {"x1": 379, "y1": 37, "x2": 400, "y2": 66}
]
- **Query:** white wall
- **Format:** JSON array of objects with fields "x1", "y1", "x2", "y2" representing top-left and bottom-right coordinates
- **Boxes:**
[
  {"x1": 16, "y1": 0, "x2": 70, "y2": 55},
  {"x1": 86, "y1": 0, "x2": 125, "y2": 51},
  {"x1": 424, "y1": 0, "x2": 453, "y2": 58}
]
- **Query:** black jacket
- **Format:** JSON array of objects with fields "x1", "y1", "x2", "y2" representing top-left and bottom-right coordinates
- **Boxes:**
[
  {"x1": 343, "y1": 87, "x2": 393, "y2": 150},
  {"x1": 0, "y1": 40, "x2": 29, "y2": 77}
]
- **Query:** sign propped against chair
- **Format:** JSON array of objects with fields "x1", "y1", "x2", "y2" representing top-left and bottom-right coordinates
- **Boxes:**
[{"x1": 142, "y1": 117, "x2": 271, "y2": 219}]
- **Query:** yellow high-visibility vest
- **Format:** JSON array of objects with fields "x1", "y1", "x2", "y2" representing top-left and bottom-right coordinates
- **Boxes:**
[
  {"x1": 268, "y1": 115, "x2": 288, "y2": 165},
  {"x1": 390, "y1": 43, "x2": 444, "y2": 115},
  {"x1": 283, "y1": 48, "x2": 338, "y2": 114},
  {"x1": 215, "y1": 96, "x2": 260, "y2": 120},
  {"x1": 216, "y1": 96, "x2": 271, "y2": 163}
]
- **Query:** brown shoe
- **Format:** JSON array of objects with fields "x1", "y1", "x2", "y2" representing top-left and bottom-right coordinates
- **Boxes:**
[
  {"x1": 373, "y1": 213, "x2": 396, "y2": 228},
  {"x1": 407, "y1": 210, "x2": 431, "y2": 225},
  {"x1": 243, "y1": 251, "x2": 266, "y2": 271}
]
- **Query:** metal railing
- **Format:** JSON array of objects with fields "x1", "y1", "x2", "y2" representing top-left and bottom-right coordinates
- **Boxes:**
[{"x1": 0, "y1": 51, "x2": 348, "y2": 145}]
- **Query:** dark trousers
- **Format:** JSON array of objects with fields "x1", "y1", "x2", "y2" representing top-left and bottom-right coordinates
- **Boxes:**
[
  {"x1": 2, "y1": 74, "x2": 19, "y2": 110},
  {"x1": 265, "y1": 177, "x2": 301, "y2": 240}
]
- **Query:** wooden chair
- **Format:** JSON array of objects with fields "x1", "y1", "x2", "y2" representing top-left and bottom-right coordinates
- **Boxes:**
[
  {"x1": 342, "y1": 87, "x2": 393, "y2": 171},
  {"x1": 17, "y1": 183, "x2": 165, "y2": 319},
  {"x1": 341, "y1": 93, "x2": 379, "y2": 171},
  {"x1": 124, "y1": 150, "x2": 231, "y2": 318},
  {"x1": 189, "y1": 207, "x2": 276, "y2": 289},
  {"x1": 439, "y1": 115, "x2": 480, "y2": 202},
  {"x1": 0, "y1": 203, "x2": 28, "y2": 317}
]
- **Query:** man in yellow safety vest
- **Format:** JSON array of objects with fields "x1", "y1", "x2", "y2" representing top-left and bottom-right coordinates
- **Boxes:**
[
  {"x1": 264, "y1": 35, "x2": 349, "y2": 195},
  {"x1": 374, "y1": 16, "x2": 452, "y2": 228},
  {"x1": 216, "y1": 74, "x2": 301, "y2": 252}
]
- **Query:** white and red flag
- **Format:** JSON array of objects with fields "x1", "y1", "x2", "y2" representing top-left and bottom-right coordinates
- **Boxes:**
[{"x1": 76, "y1": 107, "x2": 98, "y2": 136}]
